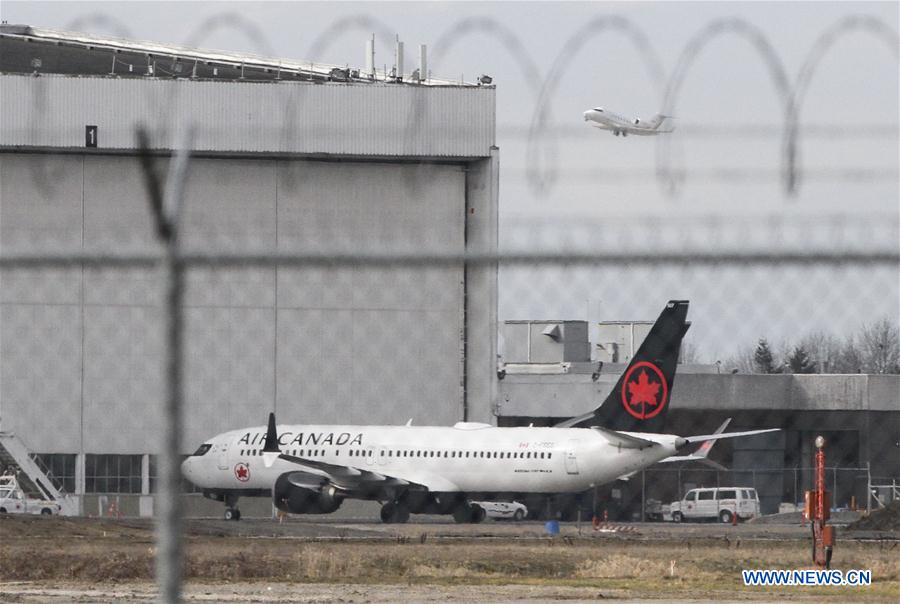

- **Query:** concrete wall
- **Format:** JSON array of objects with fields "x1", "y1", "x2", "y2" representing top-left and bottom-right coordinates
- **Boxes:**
[{"x1": 498, "y1": 372, "x2": 900, "y2": 418}]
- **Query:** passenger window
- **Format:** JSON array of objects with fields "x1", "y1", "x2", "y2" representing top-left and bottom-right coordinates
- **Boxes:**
[
  {"x1": 717, "y1": 490, "x2": 736, "y2": 500},
  {"x1": 548, "y1": 453, "x2": 552, "y2": 459},
  {"x1": 698, "y1": 491, "x2": 714, "y2": 501}
]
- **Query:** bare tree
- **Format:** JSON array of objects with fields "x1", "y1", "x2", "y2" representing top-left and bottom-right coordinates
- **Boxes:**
[
  {"x1": 723, "y1": 344, "x2": 756, "y2": 374},
  {"x1": 798, "y1": 331, "x2": 842, "y2": 373},
  {"x1": 833, "y1": 334, "x2": 864, "y2": 373},
  {"x1": 859, "y1": 318, "x2": 900, "y2": 374}
]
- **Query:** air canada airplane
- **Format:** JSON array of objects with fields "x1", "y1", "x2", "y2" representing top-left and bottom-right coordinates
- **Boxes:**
[
  {"x1": 583, "y1": 106, "x2": 675, "y2": 136},
  {"x1": 182, "y1": 300, "x2": 776, "y2": 523}
]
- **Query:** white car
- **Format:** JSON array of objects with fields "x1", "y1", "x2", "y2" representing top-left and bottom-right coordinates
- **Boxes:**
[
  {"x1": 0, "y1": 475, "x2": 61, "y2": 516},
  {"x1": 471, "y1": 501, "x2": 528, "y2": 521},
  {"x1": 669, "y1": 487, "x2": 760, "y2": 523}
]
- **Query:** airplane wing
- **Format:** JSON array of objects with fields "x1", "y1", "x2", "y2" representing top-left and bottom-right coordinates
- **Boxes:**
[
  {"x1": 259, "y1": 412, "x2": 438, "y2": 492},
  {"x1": 277, "y1": 453, "x2": 419, "y2": 490}
]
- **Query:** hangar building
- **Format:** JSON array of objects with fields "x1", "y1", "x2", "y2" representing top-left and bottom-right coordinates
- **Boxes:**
[{"x1": 0, "y1": 25, "x2": 498, "y2": 515}]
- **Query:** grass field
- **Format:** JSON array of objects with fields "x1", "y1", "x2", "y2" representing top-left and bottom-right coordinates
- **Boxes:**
[{"x1": 1, "y1": 516, "x2": 897, "y2": 601}]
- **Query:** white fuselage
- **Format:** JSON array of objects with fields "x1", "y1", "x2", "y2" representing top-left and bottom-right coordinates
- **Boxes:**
[
  {"x1": 582, "y1": 108, "x2": 669, "y2": 136},
  {"x1": 181, "y1": 422, "x2": 681, "y2": 495}
]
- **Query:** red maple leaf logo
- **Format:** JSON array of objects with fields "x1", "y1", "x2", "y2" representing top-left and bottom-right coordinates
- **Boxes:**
[
  {"x1": 628, "y1": 370, "x2": 660, "y2": 410},
  {"x1": 621, "y1": 361, "x2": 669, "y2": 420},
  {"x1": 234, "y1": 463, "x2": 250, "y2": 482}
]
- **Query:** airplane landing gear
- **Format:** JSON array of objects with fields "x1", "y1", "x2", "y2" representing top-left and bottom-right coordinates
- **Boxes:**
[
  {"x1": 224, "y1": 493, "x2": 241, "y2": 521},
  {"x1": 380, "y1": 501, "x2": 410, "y2": 524},
  {"x1": 452, "y1": 502, "x2": 486, "y2": 524}
]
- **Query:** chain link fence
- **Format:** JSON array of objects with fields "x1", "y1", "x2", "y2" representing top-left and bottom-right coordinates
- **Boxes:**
[{"x1": 1, "y1": 7, "x2": 898, "y2": 601}]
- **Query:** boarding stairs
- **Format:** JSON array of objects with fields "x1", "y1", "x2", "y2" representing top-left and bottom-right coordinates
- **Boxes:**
[{"x1": 0, "y1": 431, "x2": 78, "y2": 515}]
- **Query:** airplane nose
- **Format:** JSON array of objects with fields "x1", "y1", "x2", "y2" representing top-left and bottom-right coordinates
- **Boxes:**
[
  {"x1": 583, "y1": 111, "x2": 590, "y2": 120},
  {"x1": 180, "y1": 457, "x2": 192, "y2": 477}
]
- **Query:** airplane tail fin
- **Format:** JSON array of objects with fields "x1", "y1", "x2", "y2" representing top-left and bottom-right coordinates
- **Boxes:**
[
  {"x1": 649, "y1": 114, "x2": 675, "y2": 132},
  {"x1": 555, "y1": 300, "x2": 689, "y2": 432}
]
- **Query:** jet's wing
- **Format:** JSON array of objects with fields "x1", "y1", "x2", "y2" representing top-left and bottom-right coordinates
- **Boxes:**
[
  {"x1": 277, "y1": 453, "x2": 423, "y2": 490},
  {"x1": 259, "y1": 412, "x2": 431, "y2": 491}
]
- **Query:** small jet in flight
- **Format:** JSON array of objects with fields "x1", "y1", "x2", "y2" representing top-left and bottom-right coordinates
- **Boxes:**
[
  {"x1": 583, "y1": 107, "x2": 674, "y2": 136},
  {"x1": 182, "y1": 300, "x2": 777, "y2": 523}
]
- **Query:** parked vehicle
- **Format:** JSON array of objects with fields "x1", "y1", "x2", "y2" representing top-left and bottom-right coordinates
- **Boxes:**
[
  {"x1": 0, "y1": 475, "x2": 61, "y2": 515},
  {"x1": 471, "y1": 500, "x2": 528, "y2": 521},
  {"x1": 669, "y1": 487, "x2": 759, "y2": 523}
]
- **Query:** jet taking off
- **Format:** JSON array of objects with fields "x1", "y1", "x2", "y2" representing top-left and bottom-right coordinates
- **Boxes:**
[
  {"x1": 583, "y1": 106, "x2": 674, "y2": 136},
  {"x1": 182, "y1": 300, "x2": 777, "y2": 523}
]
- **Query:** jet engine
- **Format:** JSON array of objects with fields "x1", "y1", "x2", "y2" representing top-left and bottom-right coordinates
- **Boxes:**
[{"x1": 273, "y1": 472, "x2": 343, "y2": 514}]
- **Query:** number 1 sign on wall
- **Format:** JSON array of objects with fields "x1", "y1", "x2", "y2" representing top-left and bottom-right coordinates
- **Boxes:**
[{"x1": 85, "y1": 125, "x2": 98, "y2": 147}]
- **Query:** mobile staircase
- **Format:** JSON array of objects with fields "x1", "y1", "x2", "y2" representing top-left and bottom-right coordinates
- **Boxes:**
[{"x1": 0, "y1": 431, "x2": 78, "y2": 515}]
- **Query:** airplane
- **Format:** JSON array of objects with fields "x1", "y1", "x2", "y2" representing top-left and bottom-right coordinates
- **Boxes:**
[
  {"x1": 583, "y1": 106, "x2": 674, "y2": 136},
  {"x1": 181, "y1": 300, "x2": 777, "y2": 523}
]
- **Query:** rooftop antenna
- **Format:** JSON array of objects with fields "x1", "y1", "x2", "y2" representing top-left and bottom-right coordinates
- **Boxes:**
[
  {"x1": 394, "y1": 34, "x2": 404, "y2": 82},
  {"x1": 418, "y1": 44, "x2": 427, "y2": 83},
  {"x1": 365, "y1": 34, "x2": 375, "y2": 79}
]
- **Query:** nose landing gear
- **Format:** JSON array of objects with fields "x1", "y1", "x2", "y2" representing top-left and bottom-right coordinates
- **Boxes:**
[{"x1": 223, "y1": 493, "x2": 241, "y2": 521}]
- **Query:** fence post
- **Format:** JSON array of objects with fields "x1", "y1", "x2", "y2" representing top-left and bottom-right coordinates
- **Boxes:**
[
  {"x1": 641, "y1": 469, "x2": 646, "y2": 522},
  {"x1": 831, "y1": 465, "x2": 838, "y2": 509},
  {"x1": 138, "y1": 127, "x2": 192, "y2": 604},
  {"x1": 865, "y1": 462, "x2": 871, "y2": 515}
]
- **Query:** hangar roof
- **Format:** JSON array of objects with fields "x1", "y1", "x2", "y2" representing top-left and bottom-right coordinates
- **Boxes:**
[{"x1": 0, "y1": 24, "x2": 483, "y2": 87}]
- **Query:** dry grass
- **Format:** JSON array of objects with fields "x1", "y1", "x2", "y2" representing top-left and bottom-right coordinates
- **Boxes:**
[{"x1": 1, "y1": 516, "x2": 897, "y2": 600}]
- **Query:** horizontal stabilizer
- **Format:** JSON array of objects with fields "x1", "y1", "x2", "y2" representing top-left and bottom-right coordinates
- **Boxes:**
[
  {"x1": 591, "y1": 426, "x2": 657, "y2": 450},
  {"x1": 681, "y1": 428, "x2": 780, "y2": 447},
  {"x1": 661, "y1": 454, "x2": 728, "y2": 471}
]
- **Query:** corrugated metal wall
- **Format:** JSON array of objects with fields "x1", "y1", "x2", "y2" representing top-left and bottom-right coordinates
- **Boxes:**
[
  {"x1": 0, "y1": 154, "x2": 468, "y2": 454},
  {"x1": 0, "y1": 75, "x2": 495, "y2": 157}
]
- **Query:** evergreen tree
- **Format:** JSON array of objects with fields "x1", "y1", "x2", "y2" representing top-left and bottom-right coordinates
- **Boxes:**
[
  {"x1": 753, "y1": 338, "x2": 777, "y2": 374},
  {"x1": 787, "y1": 346, "x2": 816, "y2": 374}
]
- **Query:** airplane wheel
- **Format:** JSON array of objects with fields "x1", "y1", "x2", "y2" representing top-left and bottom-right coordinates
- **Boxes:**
[
  {"x1": 234, "y1": 509, "x2": 241, "y2": 521},
  {"x1": 380, "y1": 502, "x2": 395, "y2": 523},
  {"x1": 381, "y1": 502, "x2": 409, "y2": 524},
  {"x1": 470, "y1": 505, "x2": 486, "y2": 524},
  {"x1": 672, "y1": 512, "x2": 683, "y2": 523},
  {"x1": 394, "y1": 504, "x2": 410, "y2": 524},
  {"x1": 452, "y1": 505, "x2": 470, "y2": 524},
  {"x1": 224, "y1": 507, "x2": 240, "y2": 521}
]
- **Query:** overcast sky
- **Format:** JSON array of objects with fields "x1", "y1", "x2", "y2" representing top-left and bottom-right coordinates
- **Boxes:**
[{"x1": 3, "y1": 1, "x2": 898, "y2": 360}]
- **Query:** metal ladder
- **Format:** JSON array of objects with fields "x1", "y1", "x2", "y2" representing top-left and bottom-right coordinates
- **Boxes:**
[{"x1": 0, "y1": 431, "x2": 78, "y2": 515}]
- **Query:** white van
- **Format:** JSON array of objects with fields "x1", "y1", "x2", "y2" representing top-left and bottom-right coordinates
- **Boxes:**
[{"x1": 669, "y1": 487, "x2": 760, "y2": 523}]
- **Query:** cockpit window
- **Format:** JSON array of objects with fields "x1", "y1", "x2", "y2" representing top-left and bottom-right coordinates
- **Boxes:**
[
  {"x1": 192, "y1": 444, "x2": 212, "y2": 456},
  {"x1": 593, "y1": 107, "x2": 604, "y2": 112}
]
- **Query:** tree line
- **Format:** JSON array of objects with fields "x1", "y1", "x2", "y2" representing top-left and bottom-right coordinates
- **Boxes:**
[{"x1": 725, "y1": 318, "x2": 899, "y2": 374}]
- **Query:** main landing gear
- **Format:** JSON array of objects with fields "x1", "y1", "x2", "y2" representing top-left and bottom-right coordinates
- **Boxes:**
[
  {"x1": 380, "y1": 501, "x2": 410, "y2": 524},
  {"x1": 453, "y1": 502, "x2": 486, "y2": 524},
  {"x1": 224, "y1": 493, "x2": 241, "y2": 521}
]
